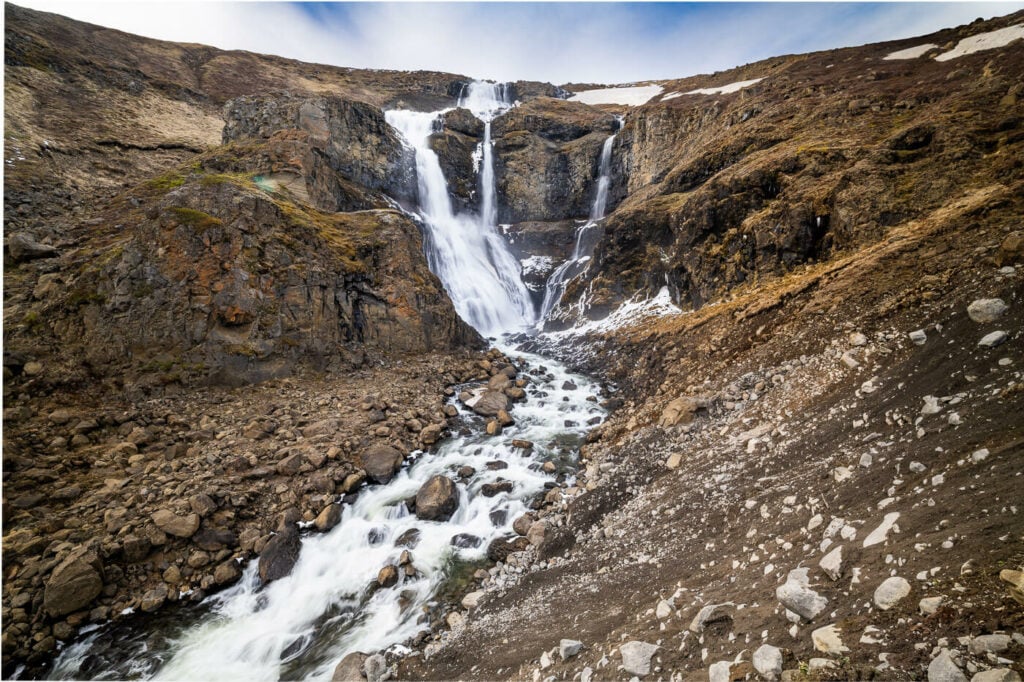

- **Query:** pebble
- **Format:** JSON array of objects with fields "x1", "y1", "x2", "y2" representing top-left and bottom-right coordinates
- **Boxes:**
[
  {"x1": 863, "y1": 512, "x2": 900, "y2": 547},
  {"x1": 776, "y1": 568, "x2": 828, "y2": 621},
  {"x1": 910, "y1": 329, "x2": 928, "y2": 345},
  {"x1": 919, "y1": 596, "x2": 944, "y2": 615},
  {"x1": 978, "y1": 331, "x2": 1008, "y2": 348},
  {"x1": 971, "y1": 448, "x2": 990, "y2": 463},
  {"x1": 819, "y1": 545, "x2": 844, "y2": 580}
]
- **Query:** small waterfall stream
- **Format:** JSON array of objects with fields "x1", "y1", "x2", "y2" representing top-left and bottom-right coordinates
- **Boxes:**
[
  {"x1": 537, "y1": 121, "x2": 621, "y2": 327},
  {"x1": 49, "y1": 82, "x2": 609, "y2": 682}
]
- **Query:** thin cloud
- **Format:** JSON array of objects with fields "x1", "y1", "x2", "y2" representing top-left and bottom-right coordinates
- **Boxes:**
[{"x1": 14, "y1": 1, "x2": 1024, "y2": 84}]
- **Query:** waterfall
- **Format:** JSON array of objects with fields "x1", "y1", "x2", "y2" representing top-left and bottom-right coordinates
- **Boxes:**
[
  {"x1": 384, "y1": 82, "x2": 535, "y2": 338},
  {"x1": 537, "y1": 123, "x2": 620, "y2": 327}
]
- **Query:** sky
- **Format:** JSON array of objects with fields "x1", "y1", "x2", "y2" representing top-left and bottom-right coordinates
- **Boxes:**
[{"x1": 14, "y1": 1, "x2": 1024, "y2": 84}]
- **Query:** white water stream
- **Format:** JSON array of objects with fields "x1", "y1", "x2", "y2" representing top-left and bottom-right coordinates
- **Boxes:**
[{"x1": 49, "y1": 82, "x2": 608, "y2": 682}]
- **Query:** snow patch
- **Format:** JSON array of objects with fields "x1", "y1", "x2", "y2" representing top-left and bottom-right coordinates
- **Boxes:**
[
  {"x1": 661, "y1": 92, "x2": 682, "y2": 101},
  {"x1": 683, "y1": 78, "x2": 764, "y2": 96},
  {"x1": 568, "y1": 85, "x2": 663, "y2": 106},
  {"x1": 547, "y1": 286, "x2": 681, "y2": 339},
  {"x1": 883, "y1": 43, "x2": 937, "y2": 60},
  {"x1": 521, "y1": 255, "x2": 554, "y2": 277},
  {"x1": 935, "y1": 24, "x2": 1024, "y2": 61}
]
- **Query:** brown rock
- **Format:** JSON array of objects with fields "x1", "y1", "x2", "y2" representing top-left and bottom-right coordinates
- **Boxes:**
[
  {"x1": 258, "y1": 525, "x2": 302, "y2": 584},
  {"x1": 151, "y1": 509, "x2": 201, "y2": 538},
  {"x1": 467, "y1": 389, "x2": 511, "y2": 417},
  {"x1": 315, "y1": 504, "x2": 342, "y2": 532},
  {"x1": 377, "y1": 564, "x2": 399, "y2": 587},
  {"x1": 415, "y1": 475, "x2": 459, "y2": 521},
  {"x1": 43, "y1": 546, "x2": 103, "y2": 617},
  {"x1": 361, "y1": 444, "x2": 404, "y2": 484},
  {"x1": 332, "y1": 652, "x2": 369, "y2": 682},
  {"x1": 658, "y1": 396, "x2": 710, "y2": 428},
  {"x1": 513, "y1": 513, "x2": 537, "y2": 536}
]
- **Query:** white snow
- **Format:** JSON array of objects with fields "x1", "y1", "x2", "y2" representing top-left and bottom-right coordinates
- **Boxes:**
[
  {"x1": 521, "y1": 255, "x2": 554, "y2": 278},
  {"x1": 683, "y1": 78, "x2": 764, "y2": 96},
  {"x1": 883, "y1": 43, "x2": 938, "y2": 60},
  {"x1": 568, "y1": 85, "x2": 663, "y2": 106},
  {"x1": 547, "y1": 286, "x2": 682, "y2": 339},
  {"x1": 661, "y1": 92, "x2": 682, "y2": 101},
  {"x1": 935, "y1": 24, "x2": 1024, "y2": 61}
]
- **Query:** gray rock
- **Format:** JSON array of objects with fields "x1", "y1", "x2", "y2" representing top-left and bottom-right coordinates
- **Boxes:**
[
  {"x1": 560, "y1": 639, "x2": 583, "y2": 660},
  {"x1": 919, "y1": 596, "x2": 944, "y2": 615},
  {"x1": 7, "y1": 232, "x2": 58, "y2": 262},
  {"x1": 332, "y1": 652, "x2": 368, "y2": 681},
  {"x1": 929, "y1": 649, "x2": 968, "y2": 682},
  {"x1": 689, "y1": 602, "x2": 733, "y2": 633},
  {"x1": 776, "y1": 568, "x2": 828, "y2": 621},
  {"x1": 969, "y1": 634, "x2": 1011, "y2": 655},
  {"x1": 753, "y1": 644, "x2": 784, "y2": 681},
  {"x1": 140, "y1": 584, "x2": 168, "y2": 612},
  {"x1": 363, "y1": 653, "x2": 388, "y2": 682},
  {"x1": 620, "y1": 641, "x2": 659, "y2": 677},
  {"x1": 819, "y1": 545, "x2": 843, "y2": 580},
  {"x1": 967, "y1": 298, "x2": 1008, "y2": 323},
  {"x1": 415, "y1": 475, "x2": 459, "y2": 521},
  {"x1": 874, "y1": 576, "x2": 911, "y2": 610},
  {"x1": 971, "y1": 670, "x2": 1022, "y2": 682},
  {"x1": 466, "y1": 389, "x2": 511, "y2": 417},
  {"x1": 43, "y1": 546, "x2": 103, "y2": 617},
  {"x1": 258, "y1": 525, "x2": 301, "y2": 584},
  {"x1": 979, "y1": 331, "x2": 1008, "y2": 348},
  {"x1": 910, "y1": 329, "x2": 928, "y2": 345}
]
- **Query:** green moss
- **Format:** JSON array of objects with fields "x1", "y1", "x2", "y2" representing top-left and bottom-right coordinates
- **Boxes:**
[
  {"x1": 144, "y1": 172, "x2": 186, "y2": 193},
  {"x1": 168, "y1": 207, "x2": 223, "y2": 231},
  {"x1": 199, "y1": 172, "x2": 256, "y2": 189}
]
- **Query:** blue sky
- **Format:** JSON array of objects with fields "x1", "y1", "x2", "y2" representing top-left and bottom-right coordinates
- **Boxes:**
[{"x1": 17, "y1": 2, "x2": 1024, "y2": 83}]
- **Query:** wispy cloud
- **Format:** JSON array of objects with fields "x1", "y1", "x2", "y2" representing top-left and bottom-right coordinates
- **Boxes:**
[{"x1": 15, "y1": 1, "x2": 1024, "y2": 84}]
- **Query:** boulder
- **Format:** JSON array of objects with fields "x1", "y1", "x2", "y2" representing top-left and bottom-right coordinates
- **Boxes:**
[
  {"x1": 689, "y1": 602, "x2": 733, "y2": 633},
  {"x1": 315, "y1": 504, "x2": 343, "y2": 532},
  {"x1": 928, "y1": 649, "x2": 968, "y2": 682},
  {"x1": 776, "y1": 568, "x2": 828, "y2": 621},
  {"x1": 487, "y1": 535, "x2": 530, "y2": 562},
  {"x1": 466, "y1": 389, "x2": 511, "y2": 417},
  {"x1": 967, "y1": 298, "x2": 1008, "y2": 323},
  {"x1": 7, "y1": 232, "x2": 58, "y2": 262},
  {"x1": 874, "y1": 576, "x2": 911, "y2": 610},
  {"x1": 996, "y1": 231, "x2": 1024, "y2": 266},
  {"x1": 140, "y1": 584, "x2": 168, "y2": 612},
  {"x1": 362, "y1": 444, "x2": 404, "y2": 484},
  {"x1": 419, "y1": 423, "x2": 444, "y2": 445},
  {"x1": 377, "y1": 564, "x2": 399, "y2": 587},
  {"x1": 415, "y1": 475, "x2": 459, "y2": 521},
  {"x1": 150, "y1": 509, "x2": 200, "y2": 538},
  {"x1": 43, "y1": 546, "x2": 103, "y2": 617},
  {"x1": 753, "y1": 644, "x2": 783, "y2": 681},
  {"x1": 332, "y1": 652, "x2": 369, "y2": 682},
  {"x1": 658, "y1": 396, "x2": 709, "y2": 428},
  {"x1": 620, "y1": 641, "x2": 659, "y2": 677},
  {"x1": 258, "y1": 525, "x2": 302, "y2": 584},
  {"x1": 560, "y1": 639, "x2": 583, "y2": 660}
]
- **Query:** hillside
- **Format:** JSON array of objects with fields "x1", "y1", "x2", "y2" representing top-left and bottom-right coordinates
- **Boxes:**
[{"x1": 3, "y1": 4, "x2": 1023, "y2": 681}]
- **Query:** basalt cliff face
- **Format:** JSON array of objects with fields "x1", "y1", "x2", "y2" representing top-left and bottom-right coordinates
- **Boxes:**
[{"x1": 3, "y1": 3, "x2": 1024, "y2": 681}]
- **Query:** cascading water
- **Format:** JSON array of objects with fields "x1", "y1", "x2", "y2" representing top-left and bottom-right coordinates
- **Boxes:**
[
  {"x1": 537, "y1": 121, "x2": 621, "y2": 326},
  {"x1": 48, "y1": 82, "x2": 606, "y2": 682},
  {"x1": 384, "y1": 82, "x2": 535, "y2": 337}
]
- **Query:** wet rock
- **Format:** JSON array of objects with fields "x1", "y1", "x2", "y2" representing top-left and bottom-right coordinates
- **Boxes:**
[
  {"x1": 450, "y1": 533, "x2": 481, "y2": 549},
  {"x1": 315, "y1": 504, "x2": 343, "y2": 532},
  {"x1": 874, "y1": 576, "x2": 911, "y2": 610},
  {"x1": 466, "y1": 389, "x2": 511, "y2": 417},
  {"x1": 481, "y1": 480, "x2": 514, "y2": 497},
  {"x1": 332, "y1": 651, "x2": 368, "y2": 682},
  {"x1": 395, "y1": 528, "x2": 421, "y2": 548},
  {"x1": 776, "y1": 568, "x2": 828, "y2": 621},
  {"x1": 419, "y1": 423, "x2": 444, "y2": 445},
  {"x1": 151, "y1": 509, "x2": 200, "y2": 538},
  {"x1": 487, "y1": 535, "x2": 530, "y2": 562},
  {"x1": 214, "y1": 561, "x2": 241, "y2": 585},
  {"x1": 362, "y1": 444, "x2": 404, "y2": 484},
  {"x1": 43, "y1": 546, "x2": 103, "y2": 617},
  {"x1": 415, "y1": 475, "x2": 459, "y2": 521},
  {"x1": 620, "y1": 640, "x2": 659, "y2": 677},
  {"x1": 258, "y1": 525, "x2": 301, "y2": 584},
  {"x1": 377, "y1": 564, "x2": 399, "y2": 587},
  {"x1": 967, "y1": 298, "x2": 1008, "y2": 323},
  {"x1": 511, "y1": 439, "x2": 533, "y2": 450},
  {"x1": 485, "y1": 420, "x2": 503, "y2": 436}
]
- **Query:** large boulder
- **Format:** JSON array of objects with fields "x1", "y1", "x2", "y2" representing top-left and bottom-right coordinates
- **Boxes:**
[
  {"x1": 362, "y1": 444, "x2": 405, "y2": 484},
  {"x1": 43, "y1": 546, "x2": 103, "y2": 617},
  {"x1": 258, "y1": 525, "x2": 302, "y2": 584},
  {"x1": 332, "y1": 652, "x2": 369, "y2": 682},
  {"x1": 7, "y1": 233, "x2": 58, "y2": 262},
  {"x1": 415, "y1": 475, "x2": 459, "y2": 521},
  {"x1": 465, "y1": 389, "x2": 511, "y2": 418}
]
